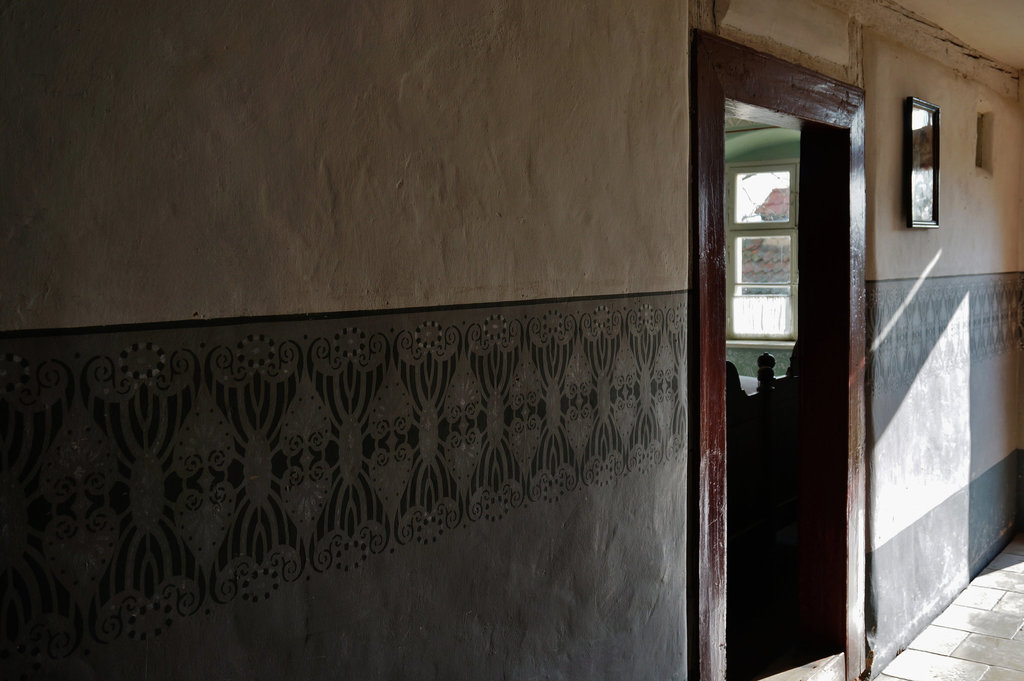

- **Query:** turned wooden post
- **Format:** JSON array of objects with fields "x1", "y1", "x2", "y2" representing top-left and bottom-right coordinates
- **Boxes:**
[{"x1": 756, "y1": 352, "x2": 776, "y2": 392}]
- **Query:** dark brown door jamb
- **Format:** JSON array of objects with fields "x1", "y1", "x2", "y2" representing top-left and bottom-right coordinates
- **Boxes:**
[{"x1": 690, "y1": 32, "x2": 867, "y2": 681}]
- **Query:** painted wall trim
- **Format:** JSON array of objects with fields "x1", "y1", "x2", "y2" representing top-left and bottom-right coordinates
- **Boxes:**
[
  {"x1": 866, "y1": 272, "x2": 1024, "y2": 397},
  {"x1": 0, "y1": 292, "x2": 688, "y2": 677}
]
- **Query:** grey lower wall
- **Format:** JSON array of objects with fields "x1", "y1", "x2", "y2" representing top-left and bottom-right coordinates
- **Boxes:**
[
  {"x1": 969, "y1": 453, "x2": 1020, "y2": 575},
  {"x1": 866, "y1": 272, "x2": 1023, "y2": 674},
  {"x1": 1017, "y1": 452, "x2": 1024, "y2": 528},
  {"x1": 0, "y1": 292, "x2": 688, "y2": 680}
]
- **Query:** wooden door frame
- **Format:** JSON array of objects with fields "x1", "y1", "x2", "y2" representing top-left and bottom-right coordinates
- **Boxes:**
[{"x1": 690, "y1": 32, "x2": 867, "y2": 681}]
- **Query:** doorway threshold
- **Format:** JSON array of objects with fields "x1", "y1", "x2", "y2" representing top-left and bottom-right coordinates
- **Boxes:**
[{"x1": 755, "y1": 652, "x2": 845, "y2": 681}]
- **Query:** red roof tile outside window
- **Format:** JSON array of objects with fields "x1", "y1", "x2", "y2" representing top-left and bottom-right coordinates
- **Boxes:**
[
  {"x1": 753, "y1": 187, "x2": 791, "y2": 222},
  {"x1": 740, "y1": 236, "x2": 791, "y2": 284}
]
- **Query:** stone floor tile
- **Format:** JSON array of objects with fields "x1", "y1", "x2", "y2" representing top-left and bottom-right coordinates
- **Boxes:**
[
  {"x1": 996, "y1": 592, "x2": 1024, "y2": 616},
  {"x1": 758, "y1": 653, "x2": 843, "y2": 681},
  {"x1": 883, "y1": 649, "x2": 989, "y2": 681},
  {"x1": 957, "y1": 587, "x2": 1008, "y2": 610},
  {"x1": 953, "y1": 633, "x2": 1024, "y2": 670},
  {"x1": 909, "y1": 625, "x2": 971, "y2": 655},
  {"x1": 973, "y1": 571, "x2": 1024, "y2": 595},
  {"x1": 981, "y1": 667, "x2": 1024, "y2": 681},
  {"x1": 983, "y1": 554, "x2": 1024, "y2": 574},
  {"x1": 933, "y1": 605, "x2": 1024, "y2": 638},
  {"x1": 1003, "y1": 537, "x2": 1024, "y2": 557}
]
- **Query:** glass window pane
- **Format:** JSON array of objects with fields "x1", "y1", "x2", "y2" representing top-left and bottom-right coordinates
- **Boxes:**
[
  {"x1": 732, "y1": 291, "x2": 793, "y2": 338},
  {"x1": 735, "y1": 170, "x2": 791, "y2": 223},
  {"x1": 737, "y1": 236, "x2": 791, "y2": 284}
]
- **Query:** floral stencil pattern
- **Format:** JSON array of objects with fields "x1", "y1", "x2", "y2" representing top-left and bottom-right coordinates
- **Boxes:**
[
  {"x1": 0, "y1": 294, "x2": 686, "y2": 676},
  {"x1": 866, "y1": 273, "x2": 1024, "y2": 394}
]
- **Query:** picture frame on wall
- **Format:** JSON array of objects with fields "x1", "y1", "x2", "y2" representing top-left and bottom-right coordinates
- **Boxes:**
[{"x1": 905, "y1": 97, "x2": 940, "y2": 228}]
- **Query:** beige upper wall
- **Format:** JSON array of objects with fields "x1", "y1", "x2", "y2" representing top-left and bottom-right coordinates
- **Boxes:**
[
  {"x1": 864, "y1": 32, "x2": 1023, "y2": 281},
  {"x1": 1, "y1": 1, "x2": 689, "y2": 330},
  {"x1": 1020, "y1": 96, "x2": 1024, "y2": 272},
  {"x1": 717, "y1": 0, "x2": 853, "y2": 83}
]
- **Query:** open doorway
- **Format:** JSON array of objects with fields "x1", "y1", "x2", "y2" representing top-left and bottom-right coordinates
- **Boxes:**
[
  {"x1": 690, "y1": 33, "x2": 867, "y2": 681},
  {"x1": 723, "y1": 118, "x2": 803, "y2": 679}
]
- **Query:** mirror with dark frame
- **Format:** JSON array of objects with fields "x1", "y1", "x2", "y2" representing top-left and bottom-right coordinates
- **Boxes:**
[{"x1": 905, "y1": 97, "x2": 940, "y2": 228}]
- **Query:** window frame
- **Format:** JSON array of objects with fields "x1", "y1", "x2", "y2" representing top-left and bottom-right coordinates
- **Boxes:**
[{"x1": 724, "y1": 160, "x2": 799, "y2": 341}]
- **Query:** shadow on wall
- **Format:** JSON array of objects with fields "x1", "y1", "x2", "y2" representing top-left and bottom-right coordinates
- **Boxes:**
[
  {"x1": 865, "y1": 256, "x2": 1023, "y2": 670},
  {"x1": 0, "y1": 295, "x2": 690, "y2": 679}
]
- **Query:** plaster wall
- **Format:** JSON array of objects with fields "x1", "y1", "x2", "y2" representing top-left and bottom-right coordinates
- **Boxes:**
[
  {"x1": 1018, "y1": 127, "x2": 1024, "y2": 454},
  {"x1": 1020, "y1": 120, "x2": 1024, "y2": 274},
  {"x1": 865, "y1": 270, "x2": 1023, "y2": 674},
  {"x1": 719, "y1": 0, "x2": 850, "y2": 68},
  {"x1": 861, "y1": 32, "x2": 1024, "y2": 674},
  {"x1": 0, "y1": 2, "x2": 692, "y2": 680},
  {"x1": 1, "y1": 0, "x2": 689, "y2": 331},
  {"x1": 51, "y1": 468, "x2": 688, "y2": 681},
  {"x1": 1017, "y1": 112, "x2": 1024, "y2": 456},
  {"x1": 0, "y1": 294, "x2": 690, "y2": 680},
  {"x1": 864, "y1": 33, "x2": 1023, "y2": 281}
]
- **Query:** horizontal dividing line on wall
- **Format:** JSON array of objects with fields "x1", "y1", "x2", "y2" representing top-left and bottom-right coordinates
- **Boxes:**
[
  {"x1": 866, "y1": 270, "x2": 1024, "y2": 285},
  {"x1": 0, "y1": 289, "x2": 692, "y2": 340}
]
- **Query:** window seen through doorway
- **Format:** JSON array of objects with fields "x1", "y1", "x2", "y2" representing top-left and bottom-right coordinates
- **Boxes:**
[{"x1": 725, "y1": 161, "x2": 798, "y2": 341}]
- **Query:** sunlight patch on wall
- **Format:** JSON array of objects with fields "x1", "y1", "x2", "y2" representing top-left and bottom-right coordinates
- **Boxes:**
[
  {"x1": 870, "y1": 293, "x2": 971, "y2": 550},
  {"x1": 870, "y1": 250, "x2": 941, "y2": 353}
]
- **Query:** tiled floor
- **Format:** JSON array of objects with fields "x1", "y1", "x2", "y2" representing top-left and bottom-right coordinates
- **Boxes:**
[{"x1": 879, "y1": 535, "x2": 1024, "y2": 681}]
